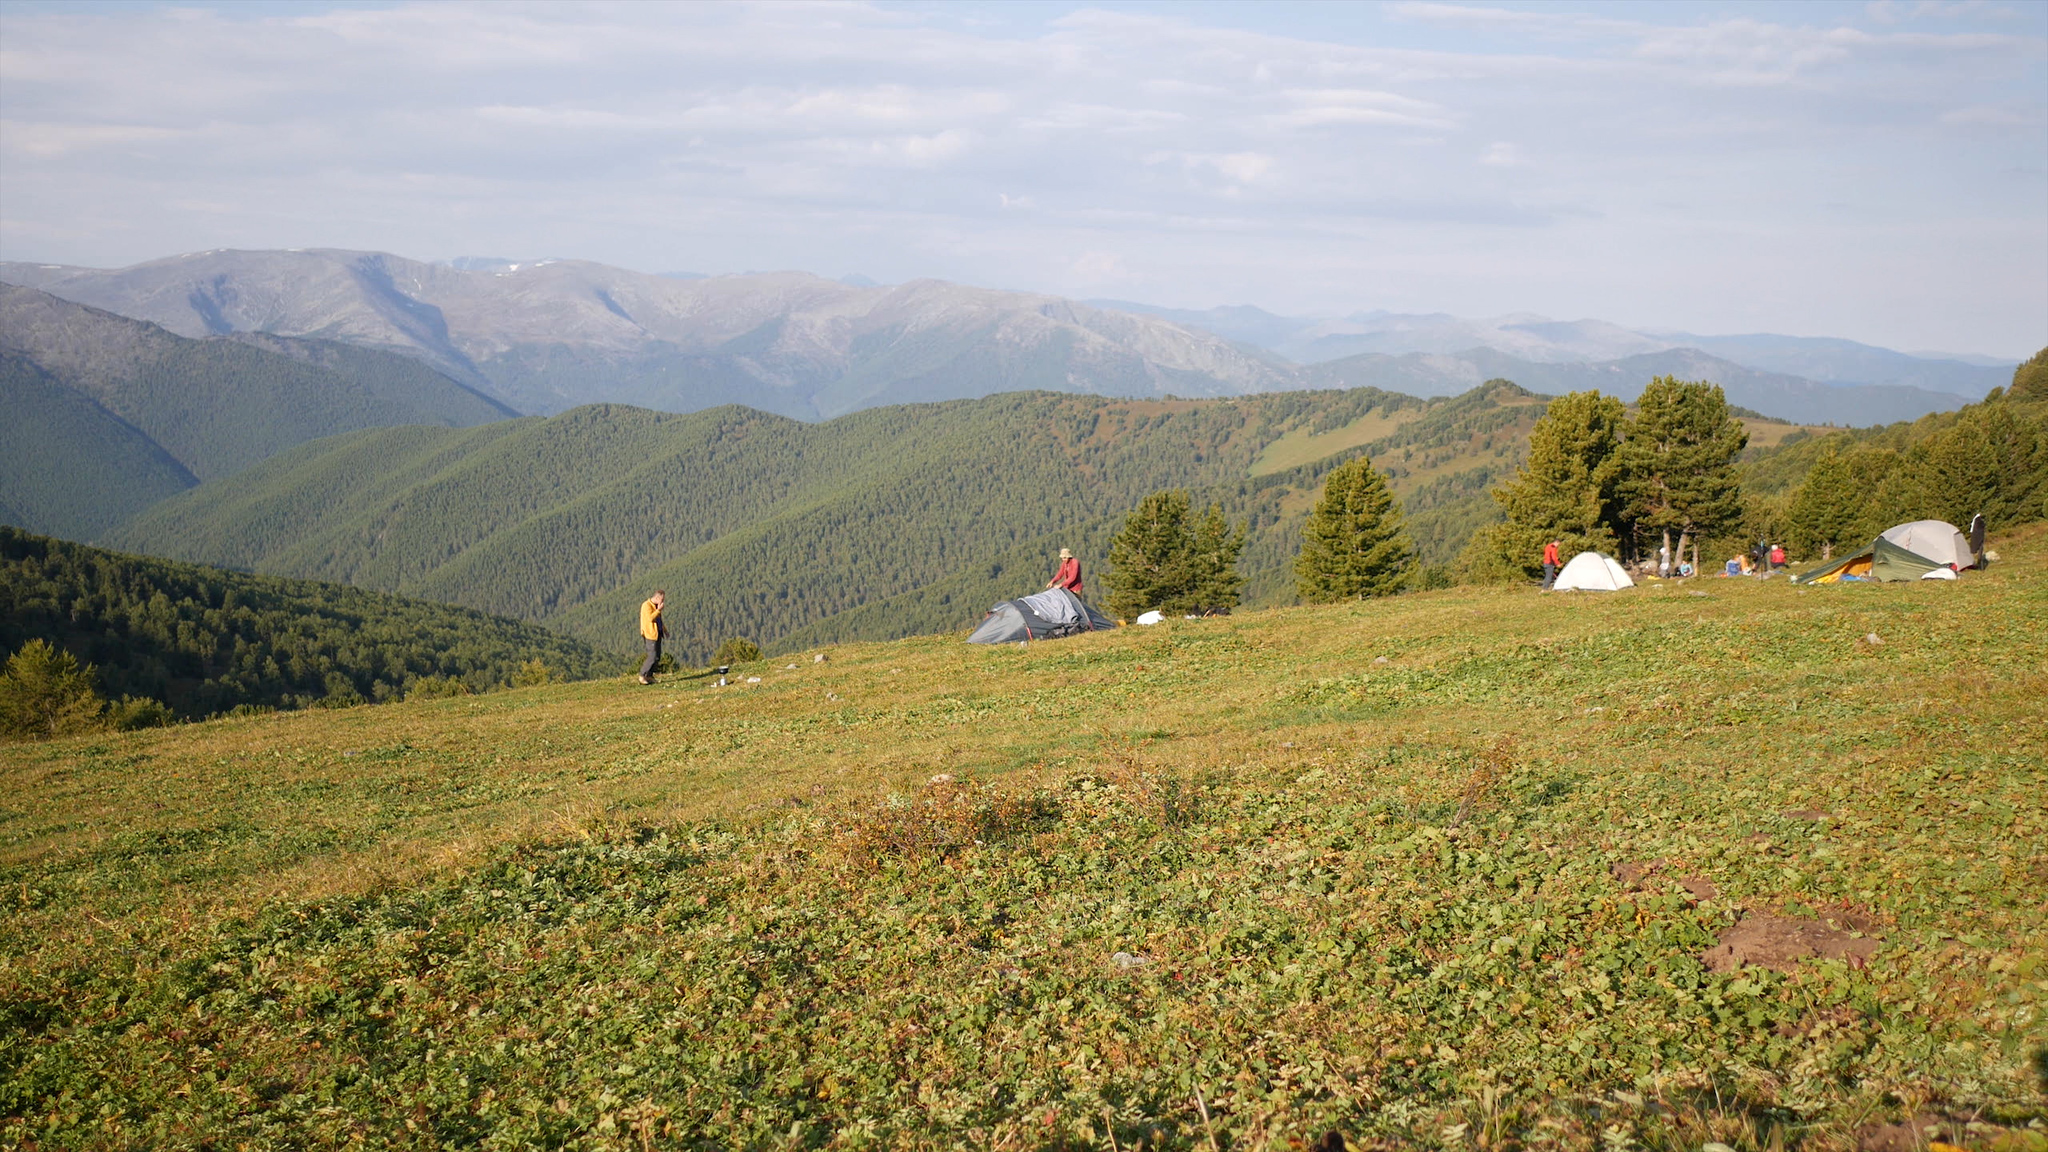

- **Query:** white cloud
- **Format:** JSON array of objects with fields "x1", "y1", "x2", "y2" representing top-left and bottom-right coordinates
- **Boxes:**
[{"x1": 0, "y1": 0, "x2": 2041, "y2": 355}]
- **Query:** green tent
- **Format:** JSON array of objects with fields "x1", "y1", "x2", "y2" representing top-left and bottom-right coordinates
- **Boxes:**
[{"x1": 1791, "y1": 536, "x2": 1946, "y2": 584}]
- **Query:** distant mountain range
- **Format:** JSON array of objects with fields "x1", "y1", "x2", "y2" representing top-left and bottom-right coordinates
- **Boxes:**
[
  {"x1": 1091, "y1": 299, "x2": 2018, "y2": 400},
  {"x1": 0, "y1": 284, "x2": 510, "y2": 540},
  {"x1": 1, "y1": 249, "x2": 2016, "y2": 434},
  {"x1": 0, "y1": 250, "x2": 1293, "y2": 422}
]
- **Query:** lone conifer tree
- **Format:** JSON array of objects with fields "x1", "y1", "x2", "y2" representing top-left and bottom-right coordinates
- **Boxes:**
[
  {"x1": 1612, "y1": 376, "x2": 1747, "y2": 568},
  {"x1": 1295, "y1": 456, "x2": 1416, "y2": 602},
  {"x1": 1460, "y1": 390, "x2": 1625, "y2": 582},
  {"x1": 1188, "y1": 502, "x2": 1248, "y2": 613},
  {"x1": 1106, "y1": 491, "x2": 1247, "y2": 618},
  {"x1": 1106, "y1": 490, "x2": 1194, "y2": 620},
  {"x1": 0, "y1": 639, "x2": 104, "y2": 741}
]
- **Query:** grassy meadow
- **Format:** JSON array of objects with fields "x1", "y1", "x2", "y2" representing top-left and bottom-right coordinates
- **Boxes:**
[{"x1": 3, "y1": 530, "x2": 2046, "y2": 1150}]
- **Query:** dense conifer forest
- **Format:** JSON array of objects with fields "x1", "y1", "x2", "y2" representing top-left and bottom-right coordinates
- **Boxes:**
[
  {"x1": 0, "y1": 527, "x2": 615, "y2": 721},
  {"x1": 107, "y1": 383, "x2": 1571, "y2": 658},
  {"x1": 0, "y1": 284, "x2": 512, "y2": 542}
]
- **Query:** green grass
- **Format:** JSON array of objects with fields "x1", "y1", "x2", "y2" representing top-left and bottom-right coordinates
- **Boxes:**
[{"x1": 2, "y1": 531, "x2": 2045, "y2": 1149}]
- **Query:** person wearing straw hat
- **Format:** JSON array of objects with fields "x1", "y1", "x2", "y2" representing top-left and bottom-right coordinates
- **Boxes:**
[{"x1": 1047, "y1": 548, "x2": 1084, "y2": 596}]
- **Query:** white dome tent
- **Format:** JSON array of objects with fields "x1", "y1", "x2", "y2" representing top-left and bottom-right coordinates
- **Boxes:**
[
  {"x1": 1551, "y1": 551, "x2": 1634, "y2": 592},
  {"x1": 1879, "y1": 520, "x2": 1976, "y2": 570}
]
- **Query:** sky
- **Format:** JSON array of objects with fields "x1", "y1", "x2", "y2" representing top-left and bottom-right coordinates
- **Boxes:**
[{"x1": 0, "y1": 0, "x2": 2043, "y2": 358}]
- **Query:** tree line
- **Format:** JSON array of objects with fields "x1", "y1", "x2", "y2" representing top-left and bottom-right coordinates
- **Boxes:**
[
  {"x1": 0, "y1": 526, "x2": 615, "y2": 739},
  {"x1": 1097, "y1": 353, "x2": 2046, "y2": 611}
]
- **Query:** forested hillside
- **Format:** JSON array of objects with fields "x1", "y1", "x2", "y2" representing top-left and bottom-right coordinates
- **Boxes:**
[
  {"x1": 107, "y1": 381, "x2": 1820, "y2": 659},
  {"x1": 0, "y1": 527, "x2": 614, "y2": 719},
  {"x1": 0, "y1": 284, "x2": 513, "y2": 541}
]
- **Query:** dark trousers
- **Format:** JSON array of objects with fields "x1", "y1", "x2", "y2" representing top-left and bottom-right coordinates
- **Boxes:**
[
  {"x1": 639, "y1": 638, "x2": 661, "y2": 679},
  {"x1": 1541, "y1": 562, "x2": 1558, "y2": 590}
]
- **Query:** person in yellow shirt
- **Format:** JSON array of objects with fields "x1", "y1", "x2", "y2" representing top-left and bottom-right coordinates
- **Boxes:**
[{"x1": 637, "y1": 590, "x2": 667, "y2": 685}]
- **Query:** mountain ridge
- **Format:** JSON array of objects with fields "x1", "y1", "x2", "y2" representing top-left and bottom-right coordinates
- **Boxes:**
[
  {"x1": 0, "y1": 284, "x2": 513, "y2": 541},
  {"x1": 3, "y1": 249, "x2": 2000, "y2": 429}
]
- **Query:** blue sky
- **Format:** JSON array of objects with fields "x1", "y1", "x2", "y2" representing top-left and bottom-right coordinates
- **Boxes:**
[{"x1": 1, "y1": 0, "x2": 2042, "y2": 357}]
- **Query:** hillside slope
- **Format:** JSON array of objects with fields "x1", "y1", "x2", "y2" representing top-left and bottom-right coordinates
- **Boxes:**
[
  {"x1": 0, "y1": 527, "x2": 615, "y2": 718},
  {"x1": 108, "y1": 382, "x2": 1828, "y2": 658},
  {"x1": 106, "y1": 384, "x2": 1556, "y2": 656},
  {"x1": 3, "y1": 528, "x2": 2041, "y2": 1147},
  {"x1": 0, "y1": 285, "x2": 513, "y2": 540}
]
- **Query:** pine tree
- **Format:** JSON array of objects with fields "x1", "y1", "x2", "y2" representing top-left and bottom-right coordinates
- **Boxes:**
[
  {"x1": 1188, "y1": 502, "x2": 1248, "y2": 612},
  {"x1": 1460, "y1": 391, "x2": 1625, "y2": 582},
  {"x1": 1295, "y1": 456, "x2": 1416, "y2": 601},
  {"x1": 0, "y1": 639, "x2": 104, "y2": 740},
  {"x1": 2009, "y1": 346, "x2": 2047, "y2": 402},
  {"x1": 1783, "y1": 449, "x2": 1864, "y2": 560},
  {"x1": 1612, "y1": 377, "x2": 1748, "y2": 568},
  {"x1": 1106, "y1": 490, "x2": 1197, "y2": 619},
  {"x1": 1870, "y1": 402, "x2": 2047, "y2": 530}
]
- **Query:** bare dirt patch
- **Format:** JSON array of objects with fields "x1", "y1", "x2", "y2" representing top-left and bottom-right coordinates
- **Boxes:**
[
  {"x1": 1612, "y1": 859, "x2": 1719, "y2": 901},
  {"x1": 1701, "y1": 914, "x2": 1880, "y2": 973}
]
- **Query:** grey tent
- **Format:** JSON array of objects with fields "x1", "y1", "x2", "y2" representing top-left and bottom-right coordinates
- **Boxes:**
[
  {"x1": 966, "y1": 589, "x2": 1116, "y2": 644},
  {"x1": 1791, "y1": 535, "x2": 1947, "y2": 584}
]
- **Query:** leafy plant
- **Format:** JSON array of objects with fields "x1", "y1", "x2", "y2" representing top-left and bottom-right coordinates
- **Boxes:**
[
  {"x1": 712, "y1": 637, "x2": 762, "y2": 665},
  {"x1": 404, "y1": 674, "x2": 472, "y2": 700}
]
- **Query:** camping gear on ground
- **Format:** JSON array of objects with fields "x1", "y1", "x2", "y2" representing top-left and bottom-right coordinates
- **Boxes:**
[
  {"x1": 1135, "y1": 610, "x2": 1165, "y2": 625},
  {"x1": 1794, "y1": 518, "x2": 1979, "y2": 585},
  {"x1": 1793, "y1": 532, "x2": 1947, "y2": 585},
  {"x1": 1880, "y1": 519, "x2": 1976, "y2": 569},
  {"x1": 1920, "y1": 567, "x2": 1958, "y2": 580},
  {"x1": 966, "y1": 588, "x2": 1117, "y2": 644},
  {"x1": 1552, "y1": 551, "x2": 1634, "y2": 592}
]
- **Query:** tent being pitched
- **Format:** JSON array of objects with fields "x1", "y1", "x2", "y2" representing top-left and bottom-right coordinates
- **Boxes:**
[
  {"x1": 1792, "y1": 535, "x2": 1945, "y2": 584},
  {"x1": 1880, "y1": 519, "x2": 1976, "y2": 569},
  {"x1": 1552, "y1": 551, "x2": 1633, "y2": 591},
  {"x1": 966, "y1": 589, "x2": 1117, "y2": 644}
]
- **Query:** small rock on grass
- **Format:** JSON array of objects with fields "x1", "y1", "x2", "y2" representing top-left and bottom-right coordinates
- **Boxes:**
[
  {"x1": 1864, "y1": 632, "x2": 1884, "y2": 646},
  {"x1": 813, "y1": 653, "x2": 829, "y2": 664},
  {"x1": 1110, "y1": 951, "x2": 1151, "y2": 969},
  {"x1": 745, "y1": 676, "x2": 762, "y2": 684},
  {"x1": 929, "y1": 773, "x2": 955, "y2": 784}
]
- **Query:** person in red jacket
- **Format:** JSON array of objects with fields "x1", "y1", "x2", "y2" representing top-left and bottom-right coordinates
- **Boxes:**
[
  {"x1": 1541, "y1": 540, "x2": 1562, "y2": 590},
  {"x1": 1047, "y1": 548, "x2": 1084, "y2": 595}
]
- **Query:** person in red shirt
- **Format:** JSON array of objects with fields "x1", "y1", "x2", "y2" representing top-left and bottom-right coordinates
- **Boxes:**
[
  {"x1": 1541, "y1": 540, "x2": 1562, "y2": 590},
  {"x1": 1769, "y1": 543, "x2": 1786, "y2": 569},
  {"x1": 1047, "y1": 548, "x2": 1084, "y2": 595}
]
